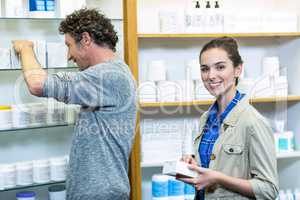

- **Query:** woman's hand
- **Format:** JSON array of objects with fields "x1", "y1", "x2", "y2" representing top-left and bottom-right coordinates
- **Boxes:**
[
  {"x1": 181, "y1": 155, "x2": 197, "y2": 165},
  {"x1": 178, "y1": 164, "x2": 221, "y2": 191}
]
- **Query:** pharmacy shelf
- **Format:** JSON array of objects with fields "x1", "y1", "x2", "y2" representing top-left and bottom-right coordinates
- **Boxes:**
[
  {"x1": 0, "y1": 180, "x2": 65, "y2": 192},
  {"x1": 141, "y1": 162, "x2": 164, "y2": 168},
  {"x1": 141, "y1": 152, "x2": 300, "y2": 168},
  {"x1": 276, "y1": 151, "x2": 300, "y2": 159},
  {"x1": 0, "y1": 123, "x2": 74, "y2": 133},
  {"x1": 138, "y1": 32, "x2": 300, "y2": 38},
  {"x1": 0, "y1": 17, "x2": 123, "y2": 21},
  {"x1": 140, "y1": 95, "x2": 300, "y2": 108},
  {"x1": 0, "y1": 67, "x2": 78, "y2": 71}
]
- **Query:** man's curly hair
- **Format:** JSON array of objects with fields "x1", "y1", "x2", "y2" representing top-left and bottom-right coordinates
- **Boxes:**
[{"x1": 59, "y1": 8, "x2": 118, "y2": 52}]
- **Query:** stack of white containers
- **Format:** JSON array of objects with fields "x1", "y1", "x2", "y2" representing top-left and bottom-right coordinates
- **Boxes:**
[
  {"x1": 186, "y1": 59, "x2": 213, "y2": 100},
  {"x1": 0, "y1": 156, "x2": 68, "y2": 190},
  {"x1": 0, "y1": 106, "x2": 13, "y2": 130},
  {"x1": 157, "y1": 81, "x2": 177, "y2": 102},
  {"x1": 239, "y1": 56, "x2": 288, "y2": 97},
  {"x1": 256, "y1": 57, "x2": 287, "y2": 97},
  {"x1": 0, "y1": 102, "x2": 79, "y2": 130},
  {"x1": 139, "y1": 81, "x2": 157, "y2": 102}
]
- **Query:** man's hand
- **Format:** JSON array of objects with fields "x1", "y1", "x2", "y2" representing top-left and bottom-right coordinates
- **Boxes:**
[{"x1": 12, "y1": 40, "x2": 34, "y2": 54}]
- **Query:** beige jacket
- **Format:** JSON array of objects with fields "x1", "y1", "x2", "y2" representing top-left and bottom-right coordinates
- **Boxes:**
[{"x1": 194, "y1": 97, "x2": 279, "y2": 200}]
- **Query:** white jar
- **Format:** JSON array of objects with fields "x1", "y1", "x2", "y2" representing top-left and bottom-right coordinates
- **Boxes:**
[
  {"x1": 0, "y1": 105, "x2": 12, "y2": 130},
  {"x1": 48, "y1": 184, "x2": 66, "y2": 200},
  {"x1": 16, "y1": 162, "x2": 33, "y2": 186},
  {"x1": 50, "y1": 157, "x2": 67, "y2": 181},
  {"x1": 0, "y1": 165, "x2": 5, "y2": 190},
  {"x1": 12, "y1": 104, "x2": 32, "y2": 128},
  {"x1": 16, "y1": 191, "x2": 36, "y2": 200},
  {"x1": 2, "y1": 164, "x2": 16, "y2": 188},
  {"x1": 33, "y1": 160, "x2": 50, "y2": 183}
]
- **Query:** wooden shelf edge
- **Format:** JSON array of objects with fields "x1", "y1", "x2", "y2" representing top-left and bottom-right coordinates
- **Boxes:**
[
  {"x1": 138, "y1": 32, "x2": 300, "y2": 38},
  {"x1": 140, "y1": 96, "x2": 300, "y2": 108}
]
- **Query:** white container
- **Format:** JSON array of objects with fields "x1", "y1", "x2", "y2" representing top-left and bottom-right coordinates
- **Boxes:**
[
  {"x1": 294, "y1": 188, "x2": 300, "y2": 200},
  {"x1": 274, "y1": 131, "x2": 294, "y2": 153},
  {"x1": 175, "y1": 80, "x2": 194, "y2": 102},
  {"x1": 50, "y1": 157, "x2": 67, "y2": 181},
  {"x1": 262, "y1": 57, "x2": 280, "y2": 77},
  {"x1": 16, "y1": 191, "x2": 36, "y2": 200},
  {"x1": 48, "y1": 184, "x2": 66, "y2": 200},
  {"x1": 27, "y1": 103, "x2": 48, "y2": 126},
  {"x1": 186, "y1": 59, "x2": 201, "y2": 81},
  {"x1": 47, "y1": 42, "x2": 68, "y2": 68},
  {"x1": 0, "y1": 165, "x2": 5, "y2": 190},
  {"x1": 0, "y1": 106, "x2": 12, "y2": 130},
  {"x1": 152, "y1": 174, "x2": 169, "y2": 200},
  {"x1": 12, "y1": 105, "x2": 32, "y2": 128},
  {"x1": 147, "y1": 60, "x2": 167, "y2": 81},
  {"x1": 157, "y1": 81, "x2": 177, "y2": 102},
  {"x1": 33, "y1": 159, "x2": 50, "y2": 183},
  {"x1": 16, "y1": 162, "x2": 33, "y2": 186},
  {"x1": 168, "y1": 176, "x2": 185, "y2": 199},
  {"x1": 0, "y1": 48, "x2": 11, "y2": 69},
  {"x1": 139, "y1": 81, "x2": 157, "y2": 102},
  {"x1": 2, "y1": 164, "x2": 16, "y2": 188},
  {"x1": 4, "y1": 0, "x2": 24, "y2": 17}
]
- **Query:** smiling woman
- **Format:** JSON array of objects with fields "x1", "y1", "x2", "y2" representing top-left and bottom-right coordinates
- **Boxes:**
[{"x1": 180, "y1": 37, "x2": 279, "y2": 200}]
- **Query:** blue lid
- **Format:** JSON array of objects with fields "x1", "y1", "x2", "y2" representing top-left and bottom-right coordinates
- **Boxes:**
[{"x1": 16, "y1": 191, "x2": 36, "y2": 198}]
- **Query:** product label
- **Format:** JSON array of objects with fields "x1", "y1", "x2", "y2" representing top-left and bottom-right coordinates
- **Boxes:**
[
  {"x1": 29, "y1": 0, "x2": 46, "y2": 11},
  {"x1": 184, "y1": 183, "x2": 195, "y2": 195},
  {"x1": 279, "y1": 138, "x2": 288, "y2": 150},
  {"x1": 152, "y1": 181, "x2": 168, "y2": 197},
  {"x1": 168, "y1": 179, "x2": 184, "y2": 196}
]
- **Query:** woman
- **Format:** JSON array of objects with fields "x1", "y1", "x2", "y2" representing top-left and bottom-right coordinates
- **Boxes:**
[{"x1": 180, "y1": 37, "x2": 278, "y2": 200}]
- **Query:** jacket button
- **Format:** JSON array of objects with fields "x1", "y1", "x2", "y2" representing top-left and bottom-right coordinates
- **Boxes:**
[
  {"x1": 210, "y1": 154, "x2": 216, "y2": 160},
  {"x1": 229, "y1": 148, "x2": 234, "y2": 153}
]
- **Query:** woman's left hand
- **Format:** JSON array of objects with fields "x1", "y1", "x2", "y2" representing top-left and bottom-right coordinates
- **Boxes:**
[{"x1": 178, "y1": 164, "x2": 221, "y2": 191}]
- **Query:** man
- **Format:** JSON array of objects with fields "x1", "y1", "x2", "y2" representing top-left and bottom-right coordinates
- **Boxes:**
[{"x1": 13, "y1": 8, "x2": 137, "y2": 200}]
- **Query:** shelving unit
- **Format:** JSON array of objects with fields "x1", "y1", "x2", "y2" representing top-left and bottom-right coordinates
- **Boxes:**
[
  {"x1": 0, "y1": 123, "x2": 74, "y2": 133},
  {"x1": 0, "y1": 1, "x2": 136, "y2": 200},
  {"x1": 123, "y1": 0, "x2": 300, "y2": 199},
  {"x1": 0, "y1": 181, "x2": 65, "y2": 192},
  {"x1": 138, "y1": 32, "x2": 300, "y2": 38},
  {"x1": 140, "y1": 95, "x2": 300, "y2": 108}
]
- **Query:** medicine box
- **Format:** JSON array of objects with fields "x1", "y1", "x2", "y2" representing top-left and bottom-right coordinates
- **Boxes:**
[{"x1": 163, "y1": 160, "x2": 198, "y2": 178}]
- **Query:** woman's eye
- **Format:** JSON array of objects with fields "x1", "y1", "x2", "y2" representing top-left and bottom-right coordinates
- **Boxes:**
[
  {"x1": 216, "y1": 65, "x2": 225, "y2": 70},
  {"x1": 201, "y1": 67, "x2": 209, "y2": 72}
]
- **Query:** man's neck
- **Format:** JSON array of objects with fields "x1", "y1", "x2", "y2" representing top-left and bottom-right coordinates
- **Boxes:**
[{"x1": 88, "y1": 46, "x2": 116, "y2": 66}]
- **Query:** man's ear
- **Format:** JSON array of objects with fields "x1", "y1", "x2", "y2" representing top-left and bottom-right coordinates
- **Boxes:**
[{"x1": 81, "y1": 32, "x2": 92, "y2": 47}]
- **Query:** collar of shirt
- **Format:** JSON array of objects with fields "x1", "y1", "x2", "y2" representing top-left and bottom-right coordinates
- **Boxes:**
[{"x1": 205, "y1": 90, "x2": 245, "y2": 130}]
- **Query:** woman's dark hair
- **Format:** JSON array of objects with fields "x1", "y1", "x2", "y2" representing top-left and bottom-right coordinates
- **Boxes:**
[
  {"x1": 59, "y1": 8, "x2": 118, "y2": 52},
  {"x1": 199, "y1": 37, "x2": 243, "y2": 85}
]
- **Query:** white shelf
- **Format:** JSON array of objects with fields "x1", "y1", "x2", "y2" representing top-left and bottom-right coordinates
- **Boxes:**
[
  {"x1": 276, "y1": 151, "x2": 300, "y2": 159},
  {"x1": 141, "y1": 162, "x2": 164, "y2": 168},
  {"x1": 141, "y1": 152, "x2": 300, "y2": 168}
]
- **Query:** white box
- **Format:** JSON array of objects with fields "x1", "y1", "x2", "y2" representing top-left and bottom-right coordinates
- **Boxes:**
[
  {"x1": 4, "y1": 0, "x2": 24, "y2": 17},
  {"x1": 47, "y1": 42, "x2": 68, "y2": 68},
  {"x1": 0, "y1": 48, "x2": 11, "y2": 69},
  {"x1": 34, "y1": 40, "x2": 46, "y2": 68},
  {"x1": 163, "y1": 160, "x2": 198, "y2": 178}
]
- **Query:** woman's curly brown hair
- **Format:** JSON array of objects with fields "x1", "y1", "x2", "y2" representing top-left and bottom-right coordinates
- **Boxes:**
[{"x1": 59, "y1": 8, "x2": 118, "y2": 52}]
